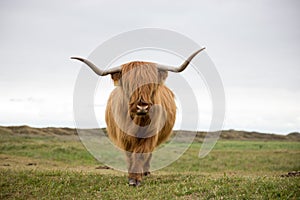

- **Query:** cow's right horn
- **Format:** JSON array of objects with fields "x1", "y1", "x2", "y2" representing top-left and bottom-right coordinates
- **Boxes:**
[{"x1": 71, "y1": 57, "x2": 122, "y2": 76}]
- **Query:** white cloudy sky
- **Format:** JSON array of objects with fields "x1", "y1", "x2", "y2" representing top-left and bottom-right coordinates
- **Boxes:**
[{"x1": 0, "y1": 0, "x2": 299, "y2": 134}]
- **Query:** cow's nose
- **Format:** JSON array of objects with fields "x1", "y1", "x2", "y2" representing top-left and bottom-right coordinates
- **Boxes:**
[
  {"x1": 137, "y1": 104, "x2": 148, "y2": 111},
  {"x1": 136, "y1": 102, "x2": 149, "y2": 115}
]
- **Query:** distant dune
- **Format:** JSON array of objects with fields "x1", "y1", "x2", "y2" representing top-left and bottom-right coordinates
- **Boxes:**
[
  {"x1": 0, "y1": 125, "x2": 299, "y2": 141},
  {"x1": 192, "y1": 129, "x2": 300, "y2": 142}
]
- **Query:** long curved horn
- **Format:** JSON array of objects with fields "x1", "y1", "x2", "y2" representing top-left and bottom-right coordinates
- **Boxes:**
[
  {"x1": 71, "y1": 57, "x2": 121, "y2": 76},
  {"x1": 157, "y1": 47, "x2": 206, "y2": 72}
]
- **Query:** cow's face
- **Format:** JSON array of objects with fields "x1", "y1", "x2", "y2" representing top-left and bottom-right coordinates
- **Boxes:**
[{"x1": 111, "y1": 61, "x2": 168, "y2": 117}]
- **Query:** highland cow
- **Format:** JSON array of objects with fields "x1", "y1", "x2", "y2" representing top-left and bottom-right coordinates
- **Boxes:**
[{"x1": 71, "y1": 48, "x2": 205, "y2": 186}]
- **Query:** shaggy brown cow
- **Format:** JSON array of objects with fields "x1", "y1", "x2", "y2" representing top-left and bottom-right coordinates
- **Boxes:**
[{"x1": 71, "y1": 48, "x2": 205, "y2": 186}]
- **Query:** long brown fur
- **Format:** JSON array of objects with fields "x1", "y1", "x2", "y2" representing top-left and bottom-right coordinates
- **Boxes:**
[{"x1": 105, "y1": 61, "x2": 176, "y2": 182}]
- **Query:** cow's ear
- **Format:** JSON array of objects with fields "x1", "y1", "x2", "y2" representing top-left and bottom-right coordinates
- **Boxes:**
[
  {"x1": 158, "y1": 70, "x2": 168, "y2": 83},
  {"x1": 111, "y1": 72, "x2": 122, "y2": 86}
]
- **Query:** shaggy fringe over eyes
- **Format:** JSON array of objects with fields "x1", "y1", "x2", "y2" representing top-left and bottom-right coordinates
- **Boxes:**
[{"x1": 121, "y1": 62, "x2": 159, "y2": 105}]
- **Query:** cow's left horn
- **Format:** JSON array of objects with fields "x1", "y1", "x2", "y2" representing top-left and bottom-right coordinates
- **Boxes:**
[
  {"x1": 71, "y1": 57, "x2": 121, "y2": 76},
  {"x1": 157, "y1": 47, "x2": 206, "y2": 73}
]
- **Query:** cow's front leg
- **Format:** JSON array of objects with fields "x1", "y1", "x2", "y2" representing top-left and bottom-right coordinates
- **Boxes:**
[
  {"x1": 143, "y1": 153, "x2": 152, "y2": 176},
  {"x1": 128, "y1": 152, "x2": 145, "y2": 186}
]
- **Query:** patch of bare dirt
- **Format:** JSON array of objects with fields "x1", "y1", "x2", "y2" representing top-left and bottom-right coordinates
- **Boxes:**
[{"x1": 280, "y1": 171, "x2": 300, "y2": 177}]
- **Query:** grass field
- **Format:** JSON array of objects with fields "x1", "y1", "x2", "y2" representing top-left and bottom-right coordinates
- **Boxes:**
[{"x1": 0, "y1": 129, "x2": 299, "y2": 199}]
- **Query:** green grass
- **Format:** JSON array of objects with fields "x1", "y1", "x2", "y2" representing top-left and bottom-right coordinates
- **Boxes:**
[
  {"x1": 1, "y1": 170, "x2": 299, "y2": 199},
  {"x1": 0, "y1": 132, "x2": 97, "y2": 166},
  {"x1": 165, "y1": 142, "x2": 300, "y2": 173},
  {"x1": 0, "y1": 132, "x2": 299, "y2": 199}
]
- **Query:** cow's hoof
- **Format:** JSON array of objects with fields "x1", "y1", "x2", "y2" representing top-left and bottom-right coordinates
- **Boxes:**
[
  {"x1": 135, "y1": 180, "x2": 141, "y2": 187},
  {"x1": 144, "y1": 171, "x2": 151, "y2": 176},
  {"x1": 128, "y1": 179, "x2": 141, "y2": 187},
  {"x1": 128, "y1": 178, "x2": 136, "y2": 186}
]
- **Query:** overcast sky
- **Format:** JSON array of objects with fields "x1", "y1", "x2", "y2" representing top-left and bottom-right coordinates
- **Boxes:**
[{"x1": 0, "y1": 0, "x2": 299, "y2": 134}]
